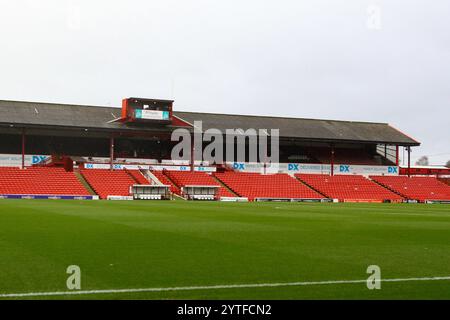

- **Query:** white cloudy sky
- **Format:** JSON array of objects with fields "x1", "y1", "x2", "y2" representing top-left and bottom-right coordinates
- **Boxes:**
[{"x1": 0, "y1": 0, "x2": 449, "y2": 165}]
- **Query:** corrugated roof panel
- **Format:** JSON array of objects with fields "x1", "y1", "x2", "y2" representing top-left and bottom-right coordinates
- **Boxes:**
[{"x1": 0, "y1": 100, "x2": 420, "y2": 145}]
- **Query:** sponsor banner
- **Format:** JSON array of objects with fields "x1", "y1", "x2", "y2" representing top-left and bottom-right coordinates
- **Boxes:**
[
  {"x1": 0, "y1": 154, "x2": 50, "y2": 167},
  {"x1": 116, "y1": 158, "x2": 158, "y2": 165},
  {"x1": 107, "y1": 196, "x2": 134, "y2": 201},
  {"x1": 228, "y1": 162, "x2": 281, "y2": 173},
  {"x1": 0, "y1": 194, "x2": 97, "y2": 200},
  {"x1": 135, "y1": 109, "x2": 170, "y2": 120},
  {"x1": 84, "y1": 163, "x2": 216, "y2": 172},
  {"x1": 335, "y1": 164, "x2": 399, "y2": 175},
  {"x1": 150, "y1": 165, "x2": 216, "y2": 172},
  {"x1": 228, "y1": 162, "x2": 399, "y2": 176},
  {"x1": 84, "y1": 163, "x2": 117, "y2": 169},
  {"x1": 219, "y1": 197, "x2": 249, "y2": 202}
]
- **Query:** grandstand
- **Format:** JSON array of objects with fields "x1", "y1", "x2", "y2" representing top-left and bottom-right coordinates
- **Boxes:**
[{"x1": 0, "y1": 97, "x2": 447, "y2": 203}]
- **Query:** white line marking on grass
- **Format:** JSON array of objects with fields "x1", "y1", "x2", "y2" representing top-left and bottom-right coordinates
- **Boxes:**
[{"x1": 1, "y1": 276, "x2": 449, "y2": 298}]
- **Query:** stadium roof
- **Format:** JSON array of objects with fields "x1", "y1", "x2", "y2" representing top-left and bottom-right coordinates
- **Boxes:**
[{"x1": 0, "y1": 100, "x2": 420, "y2": 146}]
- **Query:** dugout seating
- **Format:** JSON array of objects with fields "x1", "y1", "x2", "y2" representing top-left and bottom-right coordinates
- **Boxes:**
[
  {"x1": 0, "y1": 167, "x2": 90, "y2": 196},
  {"x1": 80, "y1": 169, "x2": 135, "y2": 199},
  {"x1": 151, "y1": 170, "x2": 181, "y2": 195},
  {"x1": 296, "y1": 174, "x2": 403, "y2": 202},
  {"x1": 214, "y1": 172, "x2": 323, "y2": 201},
  {"x1": 370, "y1": 176, "x2": 450, "y2": 202},
  {"x1": 164, "y1": 171, "x2": 235, "y2": 198}
]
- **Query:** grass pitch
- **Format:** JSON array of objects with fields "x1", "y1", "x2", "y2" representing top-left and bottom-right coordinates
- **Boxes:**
[{"x1": 0, "y1": 200, "x2": 449, "y2": 300}]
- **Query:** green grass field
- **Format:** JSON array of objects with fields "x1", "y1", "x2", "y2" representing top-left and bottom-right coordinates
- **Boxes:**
[{"x1": 0, "y1": 200, "x2": 449, "y2": 300}]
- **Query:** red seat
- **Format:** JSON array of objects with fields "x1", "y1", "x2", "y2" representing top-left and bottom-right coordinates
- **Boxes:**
[
  {"x1": 214, "y1": 172, "x2": 323, "y2": 201},
  {"x1": 80, "y1": 169, "x2": 135, "y2": 199},
  {"x1": 296, "y1": 174, "x2": 403, "y2": 202},
  {"x1": 0, "y1": 167, "x2": 90, "y2": 196},
  {"x1": 127, "y1": 169, "x2": 150, "y2": 184},
  {"x1": 370, "y1": 176, "x2": 450, "y2": 202}
]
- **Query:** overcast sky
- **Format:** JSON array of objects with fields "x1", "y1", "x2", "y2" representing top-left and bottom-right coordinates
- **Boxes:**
[{"x1": 0, "y1": 0, "x2": 449, "y2": 165}]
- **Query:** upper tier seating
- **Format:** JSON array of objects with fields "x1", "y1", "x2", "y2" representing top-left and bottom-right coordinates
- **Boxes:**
[
  {"x1": 165, "y1": 171, "x2": 235, "y2": 198},
  {"x1": 0, "y1": 167, "x2": 90, "y2": 196},
  {"x1": 310, "y1": 147, "x2": 381, "y2": 165},
  {"x1": 81, "y1": 169, "x2": 135, "y2": 199},
  {"x1": 214, "y1": 172, "x2": 323, "y2": 201},
  {"x1": 127, "y1": 169, "x2": 150, "y2": 184},
  {"x1": 370, "y1": 176, "x2": 450, "y2": 202},
  {"x1": 151, "y1": 170, "x2": 181, "y2": 195},
  {"x1": 296, "y1": 174, "x2": 403, "y2": 202}
]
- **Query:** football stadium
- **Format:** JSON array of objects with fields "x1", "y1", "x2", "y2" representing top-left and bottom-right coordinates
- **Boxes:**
[{"x1": 0, "y1": 97, "x2": 449, "y2": 300}]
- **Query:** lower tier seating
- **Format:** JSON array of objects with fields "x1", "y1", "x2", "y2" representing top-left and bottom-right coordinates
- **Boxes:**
[
  {"x1": 126, "y1": 169, "x2": 150, "y2": 184},
  {"x1": 214, "y1": 172, "x2": 323, "y2": 201},
  {"x1": 165, "y1": 171, "x2": 235, "y2": 198},
  {"x1": 370, "y1": 176, "x2": 450, "y2": 202},
  {"x1": 81, "y1": 169, "x2": 135, "y2": 199},
  {"x1": 0, "y1": 167, "x2": 90, "y2": 196},
  {"x1": 151, "y1": 170, "x2": 181, "y2": 195},
  {"x1": 296, "y1": 174, "x2": 403, "y2": 202}
]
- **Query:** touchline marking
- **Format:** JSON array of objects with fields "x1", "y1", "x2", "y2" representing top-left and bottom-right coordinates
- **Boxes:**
[{"x1": 1, "y1": 276, "x2": 449, "y2": 298}]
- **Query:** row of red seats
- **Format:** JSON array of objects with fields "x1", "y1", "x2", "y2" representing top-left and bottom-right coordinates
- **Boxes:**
[
  {"x1": 214, "y1": 172, "x2": 323, "y2": 201},
  {"x1": 80, "y1": 169, "x2": 135, "y2": 199},
  {"x1": 151, "y1": 170, "x2": 181, "y2": 195},
  {"x1": 296, "y1": 174, "x2": 403, "y2": 202},
  {"x1": 0, "y1": 167, "x2": 89, "y2": 196},
  {"x1": 370, "y1": 176, "x2": 450, "y2": 202},
  {"x1": 126, "y1": 169, "x2": 150, "y2": 184},
  {"x1": 165, "y1": 171, "x2": 235, "y2": 198}
]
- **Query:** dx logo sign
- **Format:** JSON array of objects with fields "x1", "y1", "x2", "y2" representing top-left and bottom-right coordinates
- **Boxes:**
[
  {"x1": 233, "y1": 163, "x2": 245, "y2": 170},
  {"x1": 32, "y1": 155, "x2": 47, "y2": 164},
  {"x1": 339, "y1": 165, "x2": 350, "y2": 173},
  {"x1": 288, "y1": 164, "x2": 299, "y2": 171},
  {"x1": 388, "y1": 167, "x2": 398, "y2": 174}
]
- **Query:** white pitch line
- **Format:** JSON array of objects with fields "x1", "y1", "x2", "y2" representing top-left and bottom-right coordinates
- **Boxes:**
[{"x1": 1, "y1": 276, "x2": 450, "y2": 298}]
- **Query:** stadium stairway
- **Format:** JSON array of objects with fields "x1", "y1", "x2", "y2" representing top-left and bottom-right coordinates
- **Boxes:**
[
  {"x1": 125, "y1": 169, "x2": 151, "y2": 184},
  {"x1": 211, "y1": 175, "x2": 238, "y2": 198},
  {"x1": 214, "y1": 172, "x2": 324, "y2": 201},
  {"x1": 295, "y1": 174, "x2": 403, "y2": 203},
  {"x1": 0, "y1": 167, "x2": 91, "y2": 196},
  {"x1": 370, "y1": 176, "x2": 450, "y2": 202},
  {"x1": 73, "y1": 170, "x2": 97, "y2": 195}
]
